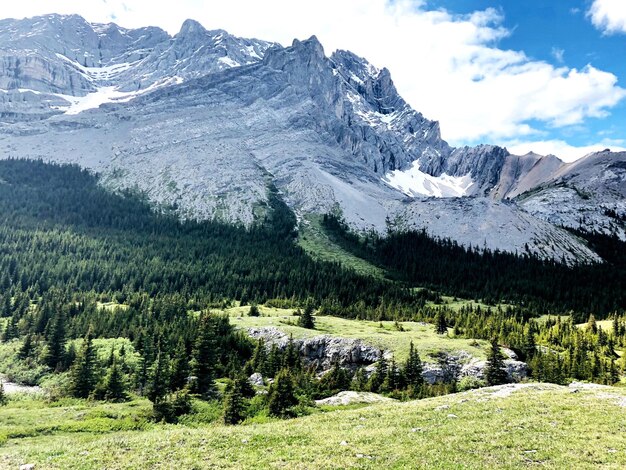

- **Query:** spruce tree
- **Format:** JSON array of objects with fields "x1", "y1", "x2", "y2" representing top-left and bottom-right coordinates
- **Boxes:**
[
  {"x1": 17, "y1": 333, "x2": 34, "y2": 360},
  {"x1": 1, "y1": 295, "x2": 11, "y2": 318},
  {"x1": 223, "y1": 379, "x2": 246, "y2": 425},
  {"x1": 298, "y1": 303, "x2": 315, "y2": 329},
  {"x1": 170, "y1": 341, "x2": 190, "y2": 391},
  {"x1": 352, "y1": 367, "x2": 368, "y2": 391},
  {"x1": 268, "y1": 368, "x2": 298, "y2": 417},
  {"x1": 587, "y1": 314, "x2": 598, "y2": 334},
  {"x1": 43, "y1": 308, "x2": 67, "y2": 370},
  {"x1": 250, "y1": 338, "x2": 267, "y2": 374},
  {"x1": 404, "y1": 341, "x2": 424, "y2": 388},
  {"x1": 435, "y1": 310, "x2": 448, "y2": 335},
  {"x1": 248, "y1": 304, "x2": 260, "y2": 317},
  {"x1": 147, "y1": 349, "x2": 170, "y2": 404},
  {"x1": 1, "y1": 315, "x2": 18, "y2": 342},
  {"x1": 69, "y1": 331, "x2": 98, "y2": 398},
  {"x1": 367, "y1": 351, "x2": 388, "y2": 393},
  {"x1": 266, "y1": 344, "x2": 282, "y2": 378},
  {"x1": 0, "y1": 382, "x2": 6, "y2": 406},
  {"x1": 191, "y1": 314, "x2": 217, "y2": 398},
  {"x1": 103, "y1": 359, "x2": 128, "y2": 402},
  {"x1": 381, "y1": 359, "x2": 403, "y2": 393},
  {"x1": 282, "y1": 336, "x2": 301, "y2": 371},
  {"x1": 319, "y1": 361, "x2": 352, "y2": 394},
  {"x1": 485, "y1": 339, "x2": 509, "y2": 386}
]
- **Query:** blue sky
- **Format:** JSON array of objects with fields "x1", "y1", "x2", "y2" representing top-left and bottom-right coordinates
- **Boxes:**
[
  {"x1": 427, "y1": 0, "x2": 626, "y2": 156},
  {"x1": 2, "y1": 0, "x2": 626, "y2": 161}
]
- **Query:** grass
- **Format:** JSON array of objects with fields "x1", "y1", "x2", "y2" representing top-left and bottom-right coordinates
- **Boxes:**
[
  {"x1": 0, "y1": 396, "x2": 153, "y2": 446},
  {"x1": 297, "y1": 215, "x2": 386, "y2": 279},
  {"x1": 226, "y1": 306, "x2": 489, "y2": 362},
  {"x1": 427, "y1": 295, "x2": 512, "y2": 312},
  {"x1": 1, "y1": 384, "x2": 625, "y2": 469}
]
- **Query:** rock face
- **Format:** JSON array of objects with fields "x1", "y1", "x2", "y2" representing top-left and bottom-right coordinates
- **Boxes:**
[
  {"x1": 245, "y1": 328, "x2": 528, "y2": 384},
  {"x1": 421, "y1": 351, "x2": 528, "y2": 385},
  {"x1": 246, "y1": 327, "x2": 382, "y2": 371},
  {"x1": 315, "y1": 391, "x2": 395, "y2": 406},
  {"x1": 0, "y1": 14, "x2": 618, "y2": 262}
]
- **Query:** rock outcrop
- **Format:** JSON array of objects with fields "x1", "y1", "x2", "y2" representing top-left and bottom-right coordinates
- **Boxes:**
[
  {"x1": 315, "y1": 391, "x2": 395, "y2": 406},
  {"x1": 246, "y1": 327, "x2": 382, "y2": 371},
  {"x1": 245, "y1": 328, "x2": 528, "y2": 383},
  {"x1": 421, "y1": 350, "x2": 528, "y2": 385}
]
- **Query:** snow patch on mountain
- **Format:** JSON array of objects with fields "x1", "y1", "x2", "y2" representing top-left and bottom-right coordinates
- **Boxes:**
[{"x1": 383, "y1": 161, "x2": 474, "y2": 198}]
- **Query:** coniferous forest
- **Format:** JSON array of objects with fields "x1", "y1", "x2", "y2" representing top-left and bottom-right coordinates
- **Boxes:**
[{"x1": 0, "y1": 158, "x2": 625, "y2": 425}]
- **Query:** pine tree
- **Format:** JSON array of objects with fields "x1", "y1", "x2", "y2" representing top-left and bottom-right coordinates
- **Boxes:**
[
  {"x1": 43, "y1": 307, "x2": 67, "y2": 370},
  {"x1": 147, "y1": 349, "x2": 170, "y2": 403},
  {"x1": 136, "y1": 333, "x2": 154, "y2": 395},
  {"x1": 367, "y1": 351, "x2": 388, "y2": 392},
  {"x1": 170, "y1": 341, "x2": 190, "y2": 391},
  {"x1": 1, "y1": 295, "x2": 12, "y2": 318},
  {"x1": 250, "y1": 338, "x2": 267, "y2": 374},
  {"x1": 223, "y1": 379, "x2": 246, "y2": 425},
  {"x1": 248, "y1": 304, "x2": 260, "y2": 317},
  {"x1": 1, "y1": 315, "x2": 18, "y2": 342},
  {"x1": 587, "y1": 314, "x2": 598, "y2": 334},
  {"x1": 282, "y1": 336, "x2": 301, "y2": 371},
  {"x1": 319, "y1": 361, "x2": 352, "y2": 394},
  {"x1": 435, "y1": 310, "x2": 448, "y2": 335},
  {"x1": 485, "y1": 339, "x2": 509, "y2": 386},
  {"x1": 191, "y1": 314, "x2": 217, "y2": 398},
  {"x1": 298, "y1": 303, "x2": 315, "y2": 329},
  {"x1": 0, "y1": 382, "x2": 6, "y2": 406},
  {"x1": 522, "y1": 324, "x2": 536, "y2": 359},
  {"x1": 234, "y1": 373, "x2": 256, "y2": 399},
  {"x1": 103, "y1": 360, "x2": 128, "y2": 402},
  {"x1": 69, "y1": 331, "x2": 98, "y2": 398},
  {"x1": 381, "y1": 359, "x2": 403, "y2": 393},
  {"x1": 404, "y1": 341, "x2": 424, "y2": 388},
  {"x1": 17, "y1": 333, "x2": 34, "y2": 360},
  {"x1": 352, "y1": 367, "x2": 368, "y2": 391},
  {"x1": 268, "y1": 368, "x2": 298, "y2": 418},
  {"x1": 266, "y1": 344, "x2": 282, "y2": 378}
]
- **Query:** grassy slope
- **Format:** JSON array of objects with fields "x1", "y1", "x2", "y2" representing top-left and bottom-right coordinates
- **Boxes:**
[
  {"x1": 298, "y1": 216, "x2": 512, "y2": 313},
  {"x1": 226, "y1": 306, "x2": 490, "y2": 362},
  {"x1": 2, "y1": 384, "x2": 626, "y2": 469},
  {"x1": 297, "y1": 215, "x2": 387, "y2": 279}
]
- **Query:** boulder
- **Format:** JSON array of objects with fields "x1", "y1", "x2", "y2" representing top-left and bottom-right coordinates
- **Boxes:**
[
  {"x1": 248, "y1": 372, "x2": 264, "y2": 386},
  {"x1": 315, "y1": 391, "x2": 395, "y2": 406}
]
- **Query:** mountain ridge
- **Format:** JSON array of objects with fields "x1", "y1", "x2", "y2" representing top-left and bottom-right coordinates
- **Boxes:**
[{"x1": 0, "y1": 14, "x2": 623, "y2": 263}]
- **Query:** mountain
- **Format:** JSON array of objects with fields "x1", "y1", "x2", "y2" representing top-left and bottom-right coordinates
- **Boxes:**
[{"x1": 0, "y1": 14, "x2": 622, "y2": 263}]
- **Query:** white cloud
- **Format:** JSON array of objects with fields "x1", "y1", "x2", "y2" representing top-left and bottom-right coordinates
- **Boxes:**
[
  {"x1": 2, "y1": 1, "x2": 626, "y2": 160},
  {"x1": 551, "y1": 47, "x2": 565, "y2": 63},
  {"x1": 588, "y1": 0, "x2": 626, "y2": 34},
  {"x1": 504, "y1": 139, "x2": 626, "y2": 163}
]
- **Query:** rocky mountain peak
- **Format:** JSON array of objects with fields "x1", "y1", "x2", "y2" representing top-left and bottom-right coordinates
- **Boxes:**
[
  {"x1": 0, "y1": 14, "x2": 616, "y2": 263},
  {"x1": 178, "y1": 18, "x2": 207, "y2": 37}
]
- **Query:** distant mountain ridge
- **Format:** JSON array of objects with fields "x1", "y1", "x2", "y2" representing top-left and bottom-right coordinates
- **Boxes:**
[{"x1": 0, "y1": 14, "x2": 624, "y2": 263}]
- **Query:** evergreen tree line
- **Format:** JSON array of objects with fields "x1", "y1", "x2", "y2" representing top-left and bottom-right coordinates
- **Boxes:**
[
  {"x1": 416, "y1": 304, "x2": 626, "y2": 386},
  {"x1": 0, "y1": 159, "x2": 417, "y2": 310},
  {"x1": 321, "y1": 213, "x2": 626, "y2": 317}
]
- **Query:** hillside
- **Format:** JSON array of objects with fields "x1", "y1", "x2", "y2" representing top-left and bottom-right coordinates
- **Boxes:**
[
  {"x1": 1, "y1": 14, "x2": 623, "y2": 262},
  {"x1": 1, "y1": 384, "x2": 625, "y2": 469}
]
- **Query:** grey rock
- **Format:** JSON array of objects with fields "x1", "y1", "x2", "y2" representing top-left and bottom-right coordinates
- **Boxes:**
[
  {"x1": 420, "y1": 351, "x2": 527, "y2": 385},
  {"x1": 0, "y1": 14, "x2": 616, "y2": 263},
  {"x1": 246, "y1": 327, "x2": 381, "y2": 371},
  {"x1": 248, "y1": 372, "x2": 264, "y2": 386},
  {"x1": 315, "y1": 391, "x2": 394, "y2": 406}
]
